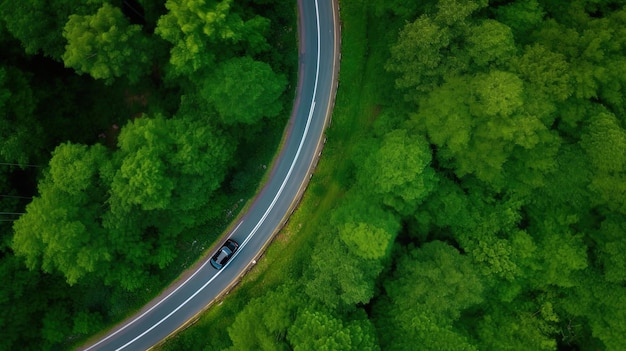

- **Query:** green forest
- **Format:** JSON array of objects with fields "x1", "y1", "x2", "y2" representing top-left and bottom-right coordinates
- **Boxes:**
[
  {"x1": 161, "y1": 0, "x2": 626, "y2": 350},
  {"x1": 0, "y1": 0, "x2": 295, "y2": 349},
  {"x1": 2, "y1": 0, "x2": 626, "y2": 350}
]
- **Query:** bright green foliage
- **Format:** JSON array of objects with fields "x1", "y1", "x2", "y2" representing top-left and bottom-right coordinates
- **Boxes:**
[
  {"x1": 476, "y1": 304, "x2": 558, "y2": 350},
  {"x1": 386, "y1": 16, "x2": 453, "y2": 95},
  {"x1": 304, "y1": 187, "x2": 401, "y2": 309},
  {"x1": 62, "y1": 3, "x2": 152, "y2": 84},
  {"x1": 580, "y1": 110, "x2": 626, "y2": 214},
  {"x1": 592, "y1": 215, "x2": 626, "y2": 283},
  {"x1": 227, "y1": 285, "x2": 379, "y2": 351},
  {"x1": 12, "y1": 114, "x2": 234, "y2": 289},
  {"x1": 227, "y1": 285, "x2": 301, "y2": 351},
  {"x1": 377, "y1": 1, "x2": 626, "y2": 350},
  {"x1": 288, "y1": 309, "x2": 379, "y2": 351},
  {"x1": 339, "y1": 222, "x2": 393, "y2": 260},
  {"x1": 12, "y1": 143, "x2": 111, "y2": 285},
  {"x1": 467, "y1": 20, "x2": 517, "y2": 68},
  {"x1": 112, "y1": 117, "x2": 175, "y2": 211},
  {"x1": 532, "y1": 4, "x2": 626, "y2": 112},
  {"x1": 359, "y1": 129, "x2": 438, "y2": 215},
  {"x1": 517, "y1": 44, "x2": 573, "y2": 105},
  {"x1": 434, "y1": 0, "x2": 488, "y2": 27},
  {"x1": 111, "y1": 114, "x2": 234, "y2": 214},
  {"x1": 1, "y1": 0, "x2": 291, "y2": 348},
  {"x1": 305, "y1": 234, "x2": 385, "y2": 309},
  {"x1": 106, "y1": 114, "x2": 234, "y2": 277},
  {"x1": 203, "y1": 57, "x2": 287, "y2": 125},
  {"x1": 472, "y1": 70, "x2": 524, "y2": 117},
  {"x1": 373, "y1": 241, "x2": 483, "y2": 351},
  {"x1": 530, "y1": 221, "x2": 588, "y2": 288},
  {"x1": 156, "y1": 0, "x2": 270, "y2": 77},
  {"x1": 412, "y1": 72, "x2": 559, "y2": 189}
]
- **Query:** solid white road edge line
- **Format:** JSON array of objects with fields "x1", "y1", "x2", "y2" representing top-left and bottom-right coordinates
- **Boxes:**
[
  {"x1": 111, "y1": 0, "x2": 322, "y2": 350},
  {"x1": 82, "y1": 222, "x2": 244, "y2": 351}
]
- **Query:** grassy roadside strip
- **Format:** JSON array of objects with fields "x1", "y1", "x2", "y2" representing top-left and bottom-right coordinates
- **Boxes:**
[{"x1": 155, "y1": 0, "x2": 382, "y2": 349}]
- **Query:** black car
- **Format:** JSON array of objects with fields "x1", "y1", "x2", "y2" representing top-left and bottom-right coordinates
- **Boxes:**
[{"x1": 210, "y1": 239, "x2": 239, "y2": 269}]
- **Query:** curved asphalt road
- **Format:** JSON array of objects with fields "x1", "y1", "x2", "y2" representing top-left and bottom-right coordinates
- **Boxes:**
[{"x1": 78, "y1": 0, "x2": 339, "y2": 350}]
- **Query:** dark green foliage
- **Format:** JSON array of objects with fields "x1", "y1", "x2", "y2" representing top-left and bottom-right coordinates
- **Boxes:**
[
  {"x1": 372, "y1": 241, "x2": 484, "y2": 351},
  {"x1": 0, "y1": 66, "x2": 44, "y2": 165},
  {"x1": 0, "y1": 0, "x2": 295, "y2": 349},
  {"x1": 203, "y1": 56, "x2": 287, "y2": 125},
  {"x1": 225, "y1": 1, "x2": 626, "y2": 351},
  {"x1": 371, "y1": 0, "x2": 626, "y2": 350},
  {"x1": 0, "y1": 0, "x2": 103, "y2": 59},
  {"x1": 4, "y1": 0, "x2": 626, "y2": 349}
]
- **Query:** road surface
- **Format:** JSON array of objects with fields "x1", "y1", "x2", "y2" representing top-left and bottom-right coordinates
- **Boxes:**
[{"x1": 78, "y1": 0, "x2": 339, "y2": 350}]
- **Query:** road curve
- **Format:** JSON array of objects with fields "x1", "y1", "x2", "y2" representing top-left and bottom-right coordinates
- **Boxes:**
[{"x1": 77, "y1": 0, "x2": 340, "y2": 350}]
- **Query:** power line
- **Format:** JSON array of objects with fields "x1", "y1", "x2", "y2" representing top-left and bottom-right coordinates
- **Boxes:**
[
  {"x1": 0, "y1": 162, "x2": 42, "y2": 168},
  {"x1": 0, "y1": 195, "x2": 33, "y2": 199}
]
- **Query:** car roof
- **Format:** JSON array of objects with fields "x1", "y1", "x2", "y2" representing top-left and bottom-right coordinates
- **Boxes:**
[{"x1": 216, "y1": 247, "x2": 232, "y2": 263}]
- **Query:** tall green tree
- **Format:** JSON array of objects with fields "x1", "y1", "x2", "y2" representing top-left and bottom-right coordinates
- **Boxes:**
[
  {"x1": 62, "y1": 3, "x2": 152, "y2": 84},
  {"x1": 12, "y1": 143, "x2": 111, "y2": 285},
  {"x1": 372, "y1": 241, "x2": 483, "y2": 351},
  {"x1": 580, "y1": 109, "x2": 626, "y2": 214},
  {"x1": 227, "y1": 284, "x2": 302, "y2": 351},
  {"x1": 155, "y1": 0, "x2": 270, "y2": 77},
  {"x1": 358, "y1": 129, "x2": 438, "y2": 216},
  {"x1": 202, "y1": 56, "x2": 287, "y2": 125},
  {"x1": 288, "y1": 309, "x2": 380, "y2": 351}
]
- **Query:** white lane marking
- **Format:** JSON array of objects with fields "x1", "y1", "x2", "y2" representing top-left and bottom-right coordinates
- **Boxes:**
[
  {"x1": 82, "y1": 223, "x2": 244, "y2": 351},
  {"x1": 112, "y1": 1, "x2": 323, "y2": 350}
]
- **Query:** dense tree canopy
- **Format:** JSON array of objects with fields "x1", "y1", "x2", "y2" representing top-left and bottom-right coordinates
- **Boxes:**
[
  {"x1": 219, "y1": 1, "x2": 626, "y2": 351},
  {"x1": 203, "y1": 56, "x2": 287, "y2": 125},
  {"x1": 0, "y1": 0, "x2": 102, "y2": 59},
  {"x1": 0, "y1": 66, "x2": 43, "y2": 165},
  {"x1": 62, "y1": 3, "x2": 152, "y2": 84},
  {"x1": 0, "y1": 0, "x2": 294, "y2": 348},
  {"x1": 4, "y1": 0, "x2": 626, "y2": 350},
  {"x1": 155, "y1": 0, "x2": 270, "y2": 78}
]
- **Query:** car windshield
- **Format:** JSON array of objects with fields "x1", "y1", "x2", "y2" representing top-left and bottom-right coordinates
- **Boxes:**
[{"x1": 216, "y1": 249, "x2": 230, "y2": 263}]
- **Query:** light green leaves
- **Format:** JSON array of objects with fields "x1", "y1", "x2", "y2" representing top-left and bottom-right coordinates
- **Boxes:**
[
  {"x1": 468, "y1": 20, "x2": 517, "y2": 67},
  {"x1": 361, "y1": 129, "x2": 438, "y2": 215},
  {"x1": 12, "y1": 143, "x2": 111, "y2": 285},
  {"x1": 156, "y1": 0, "x2": 270, "y2": 77},
  {"x1": 339, "y1": 222, "x2": 393, "y2": 260},
  {"x1": 288, "y1": 309, "x2": 379, "y2": 351},
  {"x1": 203, "y1": 57, "x2": 287, "y2": 125},
  {"x1": 386, "y1": 16, "x2": 451, "y2": 94},
  {"x1": 373, "y1": 241, "x2": 483, "y2": 351},
  {"x1": 472, "y1": 70, "x2": 524, "y2": 117},
  {"x1": 62, "y1": 3, "x2": 151, "y2": 84}
]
